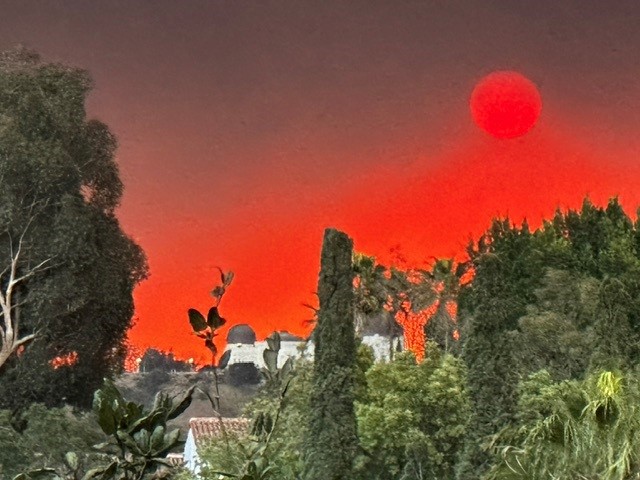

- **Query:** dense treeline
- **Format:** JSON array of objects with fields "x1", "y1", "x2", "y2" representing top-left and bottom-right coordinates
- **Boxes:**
[
  {"x1": 457, "y1": 197, "x2": 640, "y2": 479},
  {"x1": 197, "y1": 199, "x2": 640, "y2": 480},
  {"x1": 4, "y1": 196, "x2": 640, "y2": 479},
  {"x1": 3, "y1": 47, "x2": 640, "y2": 480},
  {"x1": 197, "y1": 347, "x2": 468, "y2": 480}
]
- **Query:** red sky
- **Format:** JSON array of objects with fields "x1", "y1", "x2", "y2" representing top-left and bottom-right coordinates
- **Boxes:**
[{"x1": 2, "y1": 1, "x2": 640, "y2": 363}]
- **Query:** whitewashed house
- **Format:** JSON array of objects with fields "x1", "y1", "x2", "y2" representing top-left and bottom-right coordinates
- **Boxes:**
[{"x1": 183, "y1": 417, "x2": 251, "y2": 475}]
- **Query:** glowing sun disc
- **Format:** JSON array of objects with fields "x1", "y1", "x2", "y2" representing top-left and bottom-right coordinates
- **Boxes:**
[{"x1": 470, "y1": 70, "x2": 542, "y2": 139}]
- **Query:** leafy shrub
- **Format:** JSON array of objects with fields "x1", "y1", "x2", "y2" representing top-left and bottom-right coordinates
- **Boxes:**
[
  {"x1": 487, "y1": 369, "x2": 640, "y2": 480},
  {"x1": 228, "y1": 363, "x2": 261, "y2": 387},
  {"x1": 355, "y1": 344, "x2": 470, "y2": 480},
  {"x1": 197, "y1": 334, "x2": 302, "y2": 480},
  {"x1": 0, "y1": 404, "x2": 103, "y2": 478},
  {"x1": 197, "y1": 342, "x2": 392, "y2": 480},
  {"x1": 11, "y1": 379, "x2": 194, "y2": 480}
]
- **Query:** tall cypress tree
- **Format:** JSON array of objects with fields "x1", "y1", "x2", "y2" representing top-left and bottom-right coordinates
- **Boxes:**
[{"x1": 303, "y1": 228, "x2": 358, "y2": 480}]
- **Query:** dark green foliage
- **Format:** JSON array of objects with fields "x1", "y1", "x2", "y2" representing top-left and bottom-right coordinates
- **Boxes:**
[
  {"x1": 0, "y1": 47, "x2": 148, "y2": 409},
  {"x1": 202, "y1": 335, "x2": 462, "y2": 480},
  {"x1": 457, "y1": 197, "x2": 640, "y2": 479},
  {"x1": 506, "y1": 270, "x2": 597, "y2": 380},
  {"x1": 229, "y1": 363, "x2": 261, "y2": 387},
  {"x1": 199, "y1": 333, "x2": 296, "y2": 480},
  {"x1": 139, "y1": 349, "x2": 192, "y2": 373},
  {"x1": 353, "y1": 341, "x2": 375, "y2": 403},
  {"x1": 303, "y1": 228, "x2": 359, "y2": 480},
  {"x1": 89, "y1": 378, "x2": 194, "y2": 479},
  {"x1": 257, "y1": 359, "x2": 313, "y2": 479},
  {"x1": 200, "y1": 339, "x2": 377, "y2": 480},
  {"x1": 260, "y1": 332, "x2": 294, "y2": 396},
  {"x1": 187, "y1": 269, "x2": 234, "y2": 421},
  {"x1": 210, "y1": 340, "x2": 373, "y2": 480},
  {"x1": 0, "y1": 404, "x2": 103, "y2": 478},
  {"x1": 590, "y1": 278, "x2": 637, "y2": 371},
  {"x1": 188, "y1": 268, "x2": 233, "y2": 367},
  {"x1": 13, "y1": 380, "x2": 193, "y2": 479},
  {"x1": 457, "y1": 219, "x2": 538, "y2": 480},
  {"x1": 487, "y1": 369, "x2": 640, "y2": 480}
]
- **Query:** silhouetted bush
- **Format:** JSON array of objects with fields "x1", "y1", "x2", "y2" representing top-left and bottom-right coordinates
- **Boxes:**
[
  {"x1": 139, "y1": 348, "x2": 192, "y2": 373},
  {"x1": 228, "y1": 362, "x2": 261, "y2": 386}
]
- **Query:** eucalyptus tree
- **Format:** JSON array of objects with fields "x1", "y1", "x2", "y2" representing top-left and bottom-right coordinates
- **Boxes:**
[
  {"x1": 0, "y1": 203, "x2": 53, "y2": 368},
  {"x1": 0, "y1": 47, "x2": 147, "y2": 409}
]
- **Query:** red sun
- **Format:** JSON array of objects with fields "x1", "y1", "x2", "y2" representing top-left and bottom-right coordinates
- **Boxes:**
[{"x1": 470, "y1": 71, "x2": 542, "y2": 139}]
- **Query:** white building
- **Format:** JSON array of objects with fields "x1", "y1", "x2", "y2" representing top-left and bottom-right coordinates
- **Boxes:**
[
  {"x1": 184, "y1": 313, "x2": 404, "y2": 476},
  {"x1": 183, "y1": 417, "x2": 251, "y2": 475},
  {"x1": 225, "y1": 310, "x2": 404, "y2": 369},
  {"x1": 225, "y1": 326, "x2": 311, "y2": 367}
]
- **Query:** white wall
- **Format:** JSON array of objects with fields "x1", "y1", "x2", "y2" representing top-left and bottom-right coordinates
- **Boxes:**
[
  {"x1": 183, "y1": 428, "x2": 200, "y2": 475},
  {"x1": 226, "y1": 334, "x2": 402, "y2": 369},
  {"x1": 227, "y1": 340, "x2": 312, "y2": 368}
]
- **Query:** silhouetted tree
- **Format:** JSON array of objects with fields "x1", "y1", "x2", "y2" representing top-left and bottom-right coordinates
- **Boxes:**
[{"x1": 139, "y1": 348, "x2": 191, "y2": 373}]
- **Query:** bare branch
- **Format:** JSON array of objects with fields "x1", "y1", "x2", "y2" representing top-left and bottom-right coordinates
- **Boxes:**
[
  {"x1": 11, "y1": 257, "x2": 52, "y2": 286},
  {"x1": 0, "y1": 201, "x2": 55, "y2": 369},
  {"x1": 8, "y1": 231, "x2": 13, "y2": 264},
  {"x1": 0, "y1": 263, "x2": 10, "y2": 279},
  {"x1": 13, "y1": 332, "x2": 36, "y2": 349}
]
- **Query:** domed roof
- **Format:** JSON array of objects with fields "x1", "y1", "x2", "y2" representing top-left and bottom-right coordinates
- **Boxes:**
[
  {"x1": 227, "y1": 324, "x2": 257, "y2": 344},
  {"x1": 277, "y1": 331, "x2": 304, "y2": 342},
  {"x1": 361, "y1": 311, "x2": 403, "y2": 337}
]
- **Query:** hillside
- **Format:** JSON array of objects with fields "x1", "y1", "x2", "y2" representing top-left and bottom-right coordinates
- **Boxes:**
[{"x1": 115, "y1": 370, "x2": 260, "y2": 433}]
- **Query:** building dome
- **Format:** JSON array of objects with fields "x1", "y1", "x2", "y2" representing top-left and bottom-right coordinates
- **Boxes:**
[
  {"x1": 277, "y1": 331, "x2": 304, "y2": 342},
  {"x1": 361, "y1": 311, "x2": 403, "y2": 337},
  {"x1": 227, "y1": 324, "x2": 257, "y2": 344}
]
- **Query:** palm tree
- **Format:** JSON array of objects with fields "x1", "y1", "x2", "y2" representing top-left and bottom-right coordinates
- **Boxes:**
[{"x1": 487, "y1": 369, "x2": 640, "y2": 480}]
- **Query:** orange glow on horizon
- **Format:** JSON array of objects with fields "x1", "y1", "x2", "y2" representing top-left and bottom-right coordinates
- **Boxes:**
[
  {"x1": 124, "y1": 343, "x2": 144, "y2": 373},
  {"x1": 123, "y1": 96, "x2": 640, "y2": 364},
  {"x1": 5, "y1": 0, "x2": 640, "y2": 372}
]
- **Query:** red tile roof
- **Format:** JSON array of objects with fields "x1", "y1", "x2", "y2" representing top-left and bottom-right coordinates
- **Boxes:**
[
  {"x1": 165, "y1": 453, "x2": 184, "y2": 466},
  {"x1": 188, "y1": 417, "x2": 251, "y2": 445}
]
